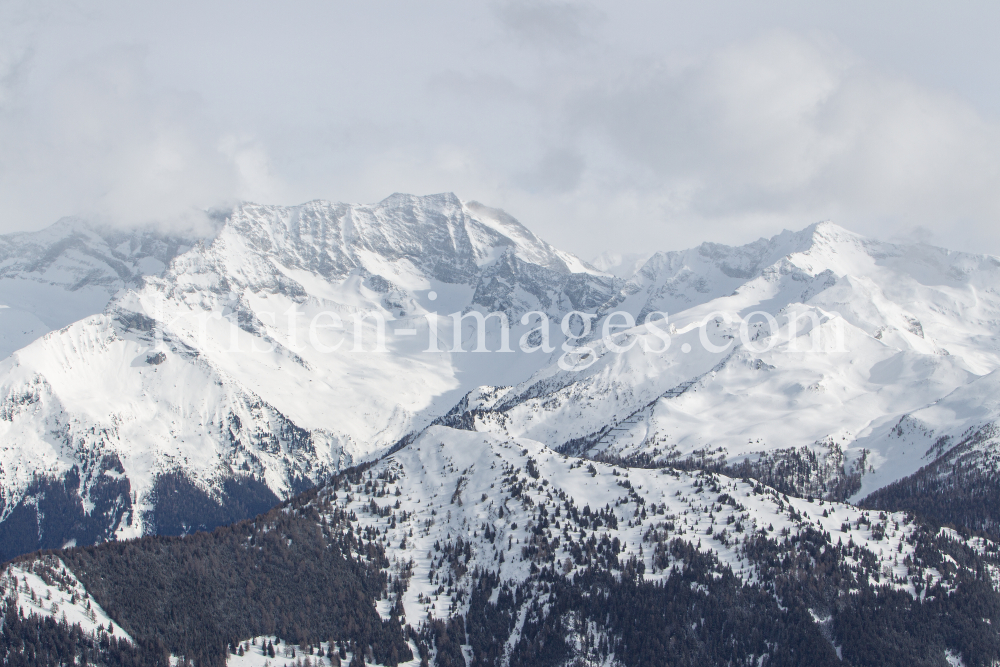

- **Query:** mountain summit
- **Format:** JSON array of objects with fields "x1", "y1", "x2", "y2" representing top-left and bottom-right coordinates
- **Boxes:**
[
  {"x1": 1, "y1": 195, "x2": 1000, "y2": 562},
  {"x1": 3, "y1": 197, "x2": 1000, "y2": 666}
]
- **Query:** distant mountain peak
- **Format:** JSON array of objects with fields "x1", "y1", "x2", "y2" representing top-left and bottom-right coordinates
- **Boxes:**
[
  {"x1": 3, "y1": 197, "x2": 1000, "y2": 569},
  {"x1": 202, "y1": 194, "x2": 603, "y2": 297}
]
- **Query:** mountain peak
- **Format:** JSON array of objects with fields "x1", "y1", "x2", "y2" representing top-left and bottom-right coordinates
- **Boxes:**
[
  {"x1": 205, "y1": 194, "x2": 601, "y2": 295},
  {"x1": 801, "y1": 219, "x2": 857, "y2": 236},
  {"x1": 797, "y1": 219, "x2": 872, "y2": 250},
  {"x1": 377, "y1": 191, "x2": 463, "y2": 208}
]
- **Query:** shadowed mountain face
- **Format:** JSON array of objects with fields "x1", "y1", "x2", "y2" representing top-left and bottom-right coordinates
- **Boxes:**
[{"x1": 2, "y1": 194, "x2": 1000, "y2": 564}]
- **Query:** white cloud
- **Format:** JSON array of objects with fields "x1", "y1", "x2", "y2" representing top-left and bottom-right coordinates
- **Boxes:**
[
  {"x1": 529, "y1": 30, "x2": 1000, "y2": 255},
  {"x1": 0, "y1": 19, "x2": 277, "y2": 236},
  {"x1": 1, "y1": 3, "x2": 999, "y2": 261}
]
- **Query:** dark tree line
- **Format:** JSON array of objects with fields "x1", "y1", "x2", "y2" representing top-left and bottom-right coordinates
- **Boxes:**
[
  {"x1": 461, "y1": 547, "x2": 838, "y2": 667},
  {"x1": 861, "y1": 432, "x2": 1000, "y2": 541},
  {"x1": 449, "y1": 519, "x2": 1000, "y2": 667},
  {"x1": 0, "y1": 455, "x2": 132, "y2": 562},
  {"x1": 6, "y1": 465, "x2": 411, "y2": 667},
  {"x1": 0, "y1": 598, "x2": 154, "y2": 667},
  {"x1": 142, "y1": 472, "x2": 280, "y2": 537},
  {"x1": 5, "y1": 453, "x2": 1000, "y2": 666}
]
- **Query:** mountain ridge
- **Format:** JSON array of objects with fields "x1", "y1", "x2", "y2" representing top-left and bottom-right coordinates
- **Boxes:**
[
  {"x1": 2, "y1": 195, "x2": 1000, "y2": 562},
  {"x1": 4, "y1": 199, "x2": 1000, "y2": 665}
]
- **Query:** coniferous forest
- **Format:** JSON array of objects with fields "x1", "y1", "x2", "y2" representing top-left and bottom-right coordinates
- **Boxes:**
[{"x1": 3, "y1": 459, "x2": 1000, "y2": 667}]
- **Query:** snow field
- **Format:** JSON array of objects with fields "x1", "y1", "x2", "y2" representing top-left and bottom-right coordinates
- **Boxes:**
[
  {"x1": 309, "y1": 425, "x2": 934, "y2": 635},
  {"x1": 3, "y1": 200, "x2": 1000, "y2": 605}
]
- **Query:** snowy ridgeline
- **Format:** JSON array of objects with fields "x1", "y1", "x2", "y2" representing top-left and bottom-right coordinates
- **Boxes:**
[
  {"x1": 0, "y1": 219, "x2": 200, "y2": 360},
  {"x1": 4, "y1": 196, "x2": 1000, "y2": 559},
  {"x1": 316, "y1": 425, "x2": 957, "y2": 627},
  {"x1": 0, "y1": 555, "x2": 130, "y2": 640},
  {"x1": 3, "y1": 423, "x2": 998, "y2": 665}
]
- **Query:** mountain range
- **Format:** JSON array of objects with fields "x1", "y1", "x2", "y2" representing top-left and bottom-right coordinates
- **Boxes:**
[{"x1": 2, "y1": 194, "x2": 1000, "y2": 666}]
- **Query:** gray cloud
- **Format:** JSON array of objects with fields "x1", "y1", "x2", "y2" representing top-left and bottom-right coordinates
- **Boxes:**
[
  {"x1": 0, "y1": 42, "x2": 282, "y2": 236},
  {"x1": 515, "y1": 148, "x2": 585, "y2": 194},
  {"x1": 493, "y1": 0, "x2": 602, "y2": 50},
  {"x1": 560, "y1": 31, "x2": 1000, "y2": 252},
  {"x1": 1, "y1": 2, "x2": 1000, "y2": 261}
]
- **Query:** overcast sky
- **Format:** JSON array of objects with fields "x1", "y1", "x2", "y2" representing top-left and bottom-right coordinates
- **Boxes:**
[{"x1": 2, "y1": 1, "x2": 1000, "y2": 259}]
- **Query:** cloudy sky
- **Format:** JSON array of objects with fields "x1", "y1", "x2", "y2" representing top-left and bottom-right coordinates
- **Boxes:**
[{"x1": 2, "y1": 1, "x2": 1000, "y2": 260}]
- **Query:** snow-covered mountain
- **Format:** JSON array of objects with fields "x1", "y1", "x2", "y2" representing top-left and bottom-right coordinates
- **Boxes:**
[
  {"x1": 455, "y1": 222, "x2": 1000, "y2": 501},
  {"x1": 0, "y1": 194, "x2": 619, "y2": 555},
  {"x1": 5, "y1": 421, "x2": 998, "y2": 666},
  {"x1": 3, "y1": 197, "x2": 1000, "y2": 561},
  {"x1": 345, "y1": 424, "x2": 932, "y2": 616},
  {"x1": 0, "y1": 219, "x2": 205, "y2": 360}
]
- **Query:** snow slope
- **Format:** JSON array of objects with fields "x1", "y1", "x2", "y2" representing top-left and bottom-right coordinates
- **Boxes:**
[
  {"x1": 453, "y1": 223, "x2": 1000, "y2": 499},
  {"x1": 0, "y1": 219, "x2": 202, "y2": 359},
  {"x1": 0, "y1": 555, "x2": 131, "y2": 640},
  {"x1": 313, "y1": 425, "x2": 939, "y2": 630},
  {"x1": 0, "y1": 194, "x2": 614, "y2": 545},
  {"x1": 9, "y1": 421, "x2": 996, "y2": 666},
  {"x1": 853, "y1": 368, "x2": 1000, "y2": 499},
  {"x1": 3, "y1": 201, "x2": 1000, "y2": 552}
]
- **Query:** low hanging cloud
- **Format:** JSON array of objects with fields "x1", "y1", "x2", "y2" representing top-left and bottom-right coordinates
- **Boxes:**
[
  {"x1": 338, "y1": 24, "x2": 1000, "y2": 257},
  {"x1": 0, "y1": 40, "x2": 278, "y2": 236},
  {"x1": 1, "y1": 3, "x2": 999, "y2": 260},
  {"x1": 494, "y1": 0, "x2": 602, "y2": 50}
]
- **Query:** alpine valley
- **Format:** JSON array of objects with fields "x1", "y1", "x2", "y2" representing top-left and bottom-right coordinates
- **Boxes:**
[{"x1": 3, "y1": 193, "x2": 1000, "y2": 666}]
